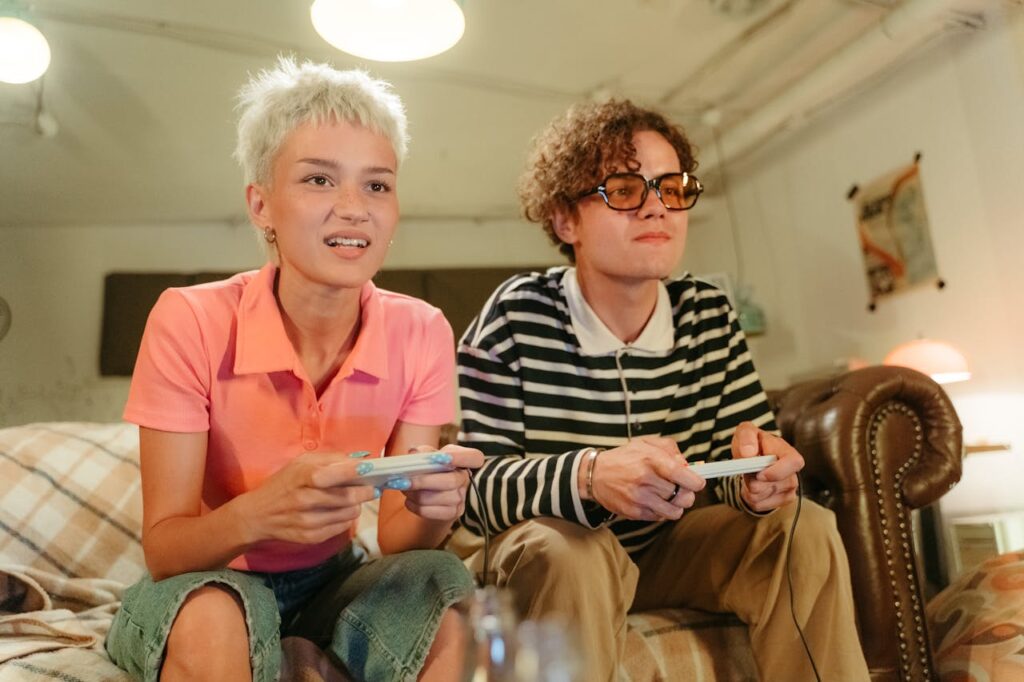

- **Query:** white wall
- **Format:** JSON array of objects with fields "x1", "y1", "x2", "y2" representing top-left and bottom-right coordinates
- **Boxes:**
[
  {"x1": 5, "y1": 8, "x2": 1024, "y2": 450},
  {"x1": 0, "y1": 218, "x2": 555, "y2": 426},
  {"x1": 683, "y1": 9, "x2": 1024, "y2": 457}
]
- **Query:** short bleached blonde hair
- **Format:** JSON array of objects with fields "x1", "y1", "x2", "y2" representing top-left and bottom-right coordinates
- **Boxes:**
[{"x1": 234, "y1": 56, "x2": 409, "y2": 187}]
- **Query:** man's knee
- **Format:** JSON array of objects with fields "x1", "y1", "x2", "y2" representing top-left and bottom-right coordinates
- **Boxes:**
[
  {"x1": 509, "y1": 518, "x2": 618, "y2": 567},
  {"x1": 766, "y1": 500, "x2": 847, "y2": 575},
  {"x1": 495, "y1": 518, "x2": 631, "y2": 591}
]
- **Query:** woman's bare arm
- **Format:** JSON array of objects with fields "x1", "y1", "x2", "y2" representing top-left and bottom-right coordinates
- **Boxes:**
[
  {"x1": 140, "y1": 427, "x2": 375, "y2": 580},
  {"x1": 139, "y1": 428, "x2": 253, "y2": 579}
]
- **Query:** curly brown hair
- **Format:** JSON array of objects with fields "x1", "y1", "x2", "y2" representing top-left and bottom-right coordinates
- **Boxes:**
[{"x1": 518, "y1": 99, "x2": 698, "y2": 263}]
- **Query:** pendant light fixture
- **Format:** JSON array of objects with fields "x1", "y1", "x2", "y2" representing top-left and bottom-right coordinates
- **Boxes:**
[
  {"x1": 884, "y1": 338, "x2": 971, "y2": 385},
  {"x1": 0, "y1": 2, "x2": 51, "y2": 84},
  {"x1": 310, "y1": 0, "x2": 465, "y2": 62}
]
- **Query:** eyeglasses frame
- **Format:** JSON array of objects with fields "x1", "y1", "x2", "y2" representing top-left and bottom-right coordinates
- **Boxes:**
[{"x1": 577, "y1": 172, "x2": 704, "y2": 212}]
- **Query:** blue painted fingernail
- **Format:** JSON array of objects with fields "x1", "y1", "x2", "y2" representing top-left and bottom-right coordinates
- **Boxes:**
[
  {"x1": 373, "y1": 488, "x2": 381, "y2": 499},
  {"x1": 385, "y1": 477, "x2": 411, "y2": 490},
  {"x1": 429, "y1": 453, "x2": 452, "y2": 465},
  {"x1": 356, "y1": 462, "x2": 374, "y2": 476},
  {"x1": 349, "y1": 450, "x2": 371, "y2": 459}
]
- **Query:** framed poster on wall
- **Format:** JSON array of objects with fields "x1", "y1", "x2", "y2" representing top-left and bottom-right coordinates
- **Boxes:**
[{"x1": 850, "y1": 157, "x2": 943, "y2": 310}]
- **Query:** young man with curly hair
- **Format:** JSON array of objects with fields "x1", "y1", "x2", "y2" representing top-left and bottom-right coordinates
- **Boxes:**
[{"x1": 453, "y1": 99, "x2": 870, "y2": 680}]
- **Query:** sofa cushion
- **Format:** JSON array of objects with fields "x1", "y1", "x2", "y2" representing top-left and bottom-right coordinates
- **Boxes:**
[
  {"x1": 0, "y1": 423, "x2": 145, "y2": 585},
  {"x1": 927, "y1": 550, "x2": 1024, "y2": 681}
]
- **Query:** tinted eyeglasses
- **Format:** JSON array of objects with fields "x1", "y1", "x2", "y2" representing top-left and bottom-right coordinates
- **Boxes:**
[{"x1": 578, "y1": 172, "x2": 703, "y2": 211}]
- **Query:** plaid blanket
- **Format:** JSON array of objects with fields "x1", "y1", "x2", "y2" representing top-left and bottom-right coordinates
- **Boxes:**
[
  {"x1": 0, "y1": 422, "x2": 145, "y2": 584},
  {"x1": 0, "y1": 564, "x2": 125, "y2": 679}
]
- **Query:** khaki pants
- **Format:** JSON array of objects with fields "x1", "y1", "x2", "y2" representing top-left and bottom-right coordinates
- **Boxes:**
[{"x1": 453, "y1": 501, "x2": 870, "y2": 682}]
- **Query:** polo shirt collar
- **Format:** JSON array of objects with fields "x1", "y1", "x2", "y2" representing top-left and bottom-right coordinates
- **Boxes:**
[
  {"x1": 562, "y1": 267, "x2": 674, "y2": 356},
  {"x1": 234, "y1": 263, "x2": 389, "y2": 380},
  {"x1": 345, "y1": 281, "x2": 389, "y2": 380}
]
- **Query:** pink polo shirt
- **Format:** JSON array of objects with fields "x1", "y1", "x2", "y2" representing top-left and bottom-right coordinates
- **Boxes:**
[{"x1": 124, "y1": 263, "x2": 456, "y2": 572}]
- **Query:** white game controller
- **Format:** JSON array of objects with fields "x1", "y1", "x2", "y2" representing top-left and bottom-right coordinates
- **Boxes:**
[
  {"x1": 344, "y1": 452, "x2": 455, "y2": 488},
  {"x1": 687, "y1": 455, "x2": 777, "y2": 479}
]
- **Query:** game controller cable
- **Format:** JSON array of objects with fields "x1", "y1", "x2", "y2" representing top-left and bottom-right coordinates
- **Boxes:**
[
  {"x1": 786, "y1": 471, "x2": 822, "y2": 682},
  {"x1": 466, "y1": 471, "x2": 492, "y2": 586}
]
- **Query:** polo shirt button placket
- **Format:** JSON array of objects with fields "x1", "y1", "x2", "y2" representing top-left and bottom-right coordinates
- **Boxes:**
[
  {"x1": 300, "y1": 388, "x2": 321, "y2": 451},
  {"x1": 302, "y1": 416, "x2": 320, "y2": 448}
]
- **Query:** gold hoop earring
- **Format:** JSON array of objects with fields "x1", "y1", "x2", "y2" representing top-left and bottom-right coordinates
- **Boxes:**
[{"x1": 263, "y1": 227, "x2": 277, "y2": 244}]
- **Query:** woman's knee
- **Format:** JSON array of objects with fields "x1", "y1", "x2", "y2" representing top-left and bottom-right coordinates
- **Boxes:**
[
  {"x1": 419, "y1": 549, "x2": 476, "y2": 582},
  {"x1": 166, "y1": 585, "x2": 250, "y2": 661},
  {"x1": 429, "y1": 608, "x2": 465, "y2": 656},
  {"x1": 395, "y1": 549, "x2": 476, "y2": 602}
]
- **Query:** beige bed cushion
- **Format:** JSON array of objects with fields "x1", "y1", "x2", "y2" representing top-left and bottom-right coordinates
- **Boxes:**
[
  {"x1": 0, "y1": 422, "x2": 145, "y2": 584},
  {"x1": 0, "y1": 421, "x2": 386, "y2": 583}
]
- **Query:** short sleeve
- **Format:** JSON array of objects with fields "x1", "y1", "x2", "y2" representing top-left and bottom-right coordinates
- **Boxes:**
[
  {"x1": 123, "y1": 289, "x2": 212, "y2": 432},
  {"x1": 399, "y1": 308, "x2": 457, "y2": 426}
]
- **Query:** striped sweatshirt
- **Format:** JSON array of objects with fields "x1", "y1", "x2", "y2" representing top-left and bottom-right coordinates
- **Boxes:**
[{"x1": 457, "y1": 266, "x2": 778, "y2": 556}]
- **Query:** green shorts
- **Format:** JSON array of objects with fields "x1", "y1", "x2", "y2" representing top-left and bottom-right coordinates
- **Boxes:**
[{"x1": 105, "y1": 546, "x2": 474, "y2": 682}]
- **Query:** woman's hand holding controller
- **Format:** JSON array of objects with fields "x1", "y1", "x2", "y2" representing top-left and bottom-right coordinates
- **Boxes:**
[
  {"x1": 235, "y1": 452, "x2": 377, "y2": 547},
  {"x1": 391, "y1": 444, "x2": 485, "y2": 522}
]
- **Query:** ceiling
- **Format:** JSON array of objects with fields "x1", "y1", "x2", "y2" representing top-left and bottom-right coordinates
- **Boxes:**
[{"x1": 0, "y1": 0, "x2": 1000, "y2": 227}]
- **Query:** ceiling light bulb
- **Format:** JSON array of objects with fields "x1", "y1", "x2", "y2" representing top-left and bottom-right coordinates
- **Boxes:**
[
  {"x1": 310, "y1": 0, "x2": 465, "y2": 62},
  {"x1": 0, "y1": 16, "x2": 51, "y2": 84}
]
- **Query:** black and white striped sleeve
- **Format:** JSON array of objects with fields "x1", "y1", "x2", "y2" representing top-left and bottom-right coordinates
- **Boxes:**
[{"x1": 457, "y1": 306, "x2": 606, "y2": 536}]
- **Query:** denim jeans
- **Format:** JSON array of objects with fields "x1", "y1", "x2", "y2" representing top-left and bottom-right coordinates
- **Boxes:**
[{"x1": 105, "y1": 546, "x2": 474, "y2": 682}]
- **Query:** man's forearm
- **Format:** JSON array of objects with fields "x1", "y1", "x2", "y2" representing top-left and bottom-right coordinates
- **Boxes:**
[{"x1": 462, "y1": 449, "x2": 608, "y2": 535}]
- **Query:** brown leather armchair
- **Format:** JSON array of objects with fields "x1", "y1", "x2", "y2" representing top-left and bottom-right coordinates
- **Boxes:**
[
  {"x1": 619, "y1": 365, "x2": 962, "y2": 681},
  {"x1": 767, "y1": 365, "x2": 962, "y2": 681}
]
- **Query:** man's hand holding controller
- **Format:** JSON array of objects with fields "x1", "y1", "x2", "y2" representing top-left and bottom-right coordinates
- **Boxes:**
[
  {"x1": 731, "y1": 421, "x2": 805, "y2": 512},
  {"x1": 578, "y1": 437, "x2": 705, "y2": 522},
  {"x1": 578, "y1": 427, "x2": 796, "y2": 521}
]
